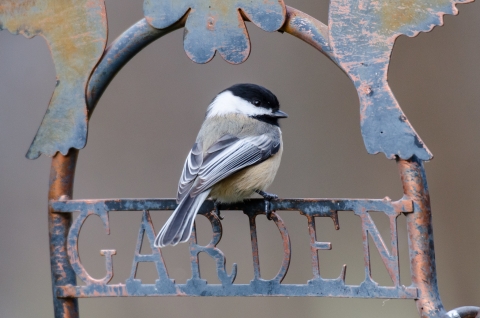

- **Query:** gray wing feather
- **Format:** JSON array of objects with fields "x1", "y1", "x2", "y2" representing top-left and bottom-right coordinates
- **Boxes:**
[
  {"x1": 155, "y1": 189, "x2": 211, "y2": 247},
  {"x1": 177, "y1": 134, "x2": 242, "y2": 202},
  {"x1": 191, "y1": 134, "x2": 280, "y2": 196},
  {"x1": 206, "y1": 134, "x2": 239, "y2": 154},
  {"x1": 177, "y1": 142, "x2": 203, "y2": 203}
]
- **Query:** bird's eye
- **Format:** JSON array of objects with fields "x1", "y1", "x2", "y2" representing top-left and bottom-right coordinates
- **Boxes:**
[{"x1": 253, "y1": 100, "x2": 261, "y2": 106}]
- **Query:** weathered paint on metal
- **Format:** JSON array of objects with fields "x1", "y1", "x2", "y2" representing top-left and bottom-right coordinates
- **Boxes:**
[
  {"x1": 128, "y1": 211, "x2": 172, "y2": 289},
  {"x1": 66, "y1": 199, "x2": 116, "y2": 286},
  {"x1": 188, "y1": 211, "x2": 237, "y2": 288},
  {"x1": 280, "y1": 6, "x2": 334, "y2": 63},
  {"x1": 0, "y1": 0, "x2": 107, "y2": 159},
  {"x1": 328, "y1": 0, "x2": 472, "y2": 160},
  {"x1": 143, "y1": 0, "x2": 285, "y2": 64},
  {"x1": 51, "y1": 197, "x2": 417, "y2": 298},
  {"x1": 244, "y1": 210, "x2": 291, "y2": 284},
  {"x1": 356, "y1": 205, "x2": 402, "y2": 287},
  {"x1": 48, "y1": 151, "x2": 79, "y2": 318},
  {"x1": 446, "y1": 307, "x2": 480, "y2": 318},
  {"x1": 398, "y1": 156, "x2": 445, "y2": 318}
]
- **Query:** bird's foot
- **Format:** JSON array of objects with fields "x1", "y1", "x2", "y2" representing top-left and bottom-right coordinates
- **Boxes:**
[
  {"x1": 255, "y1": 190, "x2": 278, "y2": 220},
  {"x1": 213, "y1": 200, "x2": 224, "y2": 220},
  {"x1": 255, "y1": 190, "x2": 278, "y2": 201}
]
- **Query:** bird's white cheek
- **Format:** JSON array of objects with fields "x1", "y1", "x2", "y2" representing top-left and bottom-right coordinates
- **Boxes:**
[{"x1": 206, "y1": 91, "x2": 273, "y2": 117}]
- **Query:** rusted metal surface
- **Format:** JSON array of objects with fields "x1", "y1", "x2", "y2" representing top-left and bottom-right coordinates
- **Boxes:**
[
  {"x1": 280, "y1": 7, "x2": 333, "y2": 62},
  {"x1": 48, "y1": 151, "x2": 79, "y2": 318},
  {"x1": 143, "y1": 0, "x2": 285, "y2": 64},
  {"x1": 188, "y1": 211, "x2": 237, "y2": 290},
  {"x1": 51, "y1": 197, "x2": 417, "y2": 298},
  {"x1": 0, "y1": 0, "x2": 107, "y2": 159},
  {"x1": 446, "y1": 307, "x2": 480, "y2": 318},
  {"x1": 328, "y1": 0, "x2": 472, "y2": 160},
  {"x1": 398, "y1": 156, "x2": 445, "y2": 318},
  {"x1": 245, "y1": 210, "x2": 290, "y2": 284}
]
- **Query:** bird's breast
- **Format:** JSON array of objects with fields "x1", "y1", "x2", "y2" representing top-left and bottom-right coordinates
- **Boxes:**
[{"x1": 210, "y1": 141, "x2": 283, "y2": 203}]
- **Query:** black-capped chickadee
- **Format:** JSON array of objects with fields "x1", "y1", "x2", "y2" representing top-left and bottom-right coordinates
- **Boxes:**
[{"x1": 154, "y1": 83, "x2": 287, "y2": 247}]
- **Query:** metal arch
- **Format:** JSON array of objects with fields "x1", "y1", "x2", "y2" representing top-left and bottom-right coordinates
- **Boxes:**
[
  {"x1": 82, "y1": 6, "x2": 334, "y2": 148},
  {"x1": 85, "y1": 5, "x2": 434, "y2": 162},
  {"x1": 86, "y1": 16, "x2": 187, "y2": 115},
  {"x1": 86, "y1": 6, "x2": 333, "y2": 117}
]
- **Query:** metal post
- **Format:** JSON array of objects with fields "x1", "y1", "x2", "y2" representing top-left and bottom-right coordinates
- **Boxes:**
[
  {"x1": 48, "y1": 150, "x2": 79, "y2": 318},
  {"x1": 398, "y1": 156, "x2": 445, "y2": 318}
]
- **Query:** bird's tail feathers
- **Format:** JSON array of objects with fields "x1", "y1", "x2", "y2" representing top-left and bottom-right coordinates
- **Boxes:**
[{"x1": 154, "y1": 189, "x2": 211, "y2": 247}]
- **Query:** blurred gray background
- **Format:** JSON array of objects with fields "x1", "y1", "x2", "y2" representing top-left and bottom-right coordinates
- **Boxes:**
[{"x1": 1, "y1": 0, "x2": 479, "y2": 317}]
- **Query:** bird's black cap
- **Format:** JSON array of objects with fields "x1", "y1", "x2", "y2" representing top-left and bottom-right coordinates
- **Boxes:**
[
  {"x1": 225, "y1": 83, "x2": 280, "y2": 111},
  {"x1": 223, "y1": 83, "x2": 286, "y2": 126}
]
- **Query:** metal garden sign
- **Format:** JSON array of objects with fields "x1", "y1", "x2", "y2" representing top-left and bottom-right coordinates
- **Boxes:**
[{"x1": 1, "y1": 0, "x2": 479, "y2": 317}]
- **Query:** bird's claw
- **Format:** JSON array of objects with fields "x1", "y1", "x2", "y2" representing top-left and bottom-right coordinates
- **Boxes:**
[
  {"x1": 214, "y1": 201, "x2": 224, "y2": 220},
  {"x1": 255, "y1": 190, "x2": 278, "y2": 201},
  {"x1": 256, "y1": 190, "x2": 278, "y2": 221},
  {"x1": 266, "y1": 202, "x2": 274, "y2": 220}
]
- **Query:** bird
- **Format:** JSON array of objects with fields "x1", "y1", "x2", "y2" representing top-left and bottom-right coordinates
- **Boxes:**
[{"x1": 154, "y1": 83, "x2": 288, "y2": 247}]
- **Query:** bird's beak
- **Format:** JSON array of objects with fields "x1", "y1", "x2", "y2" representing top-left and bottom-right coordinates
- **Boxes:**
[{"x1": 272, "y1": 110, "x2": 288, "y2": 118}]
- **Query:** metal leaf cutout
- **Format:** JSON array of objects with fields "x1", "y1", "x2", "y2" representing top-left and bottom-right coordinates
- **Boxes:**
[
  {"x1": 144, "y1": 0, "x2": 286, "y2": 64},
  {"x1": 0, "y1": 0, "x2": 107, "y2": 159},
  {"x1": 328, "y1": 0, "x2": 471, "y2": 160}
]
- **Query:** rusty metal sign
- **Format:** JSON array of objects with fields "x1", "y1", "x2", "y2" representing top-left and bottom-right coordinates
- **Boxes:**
[
  {"x1": 43, "y1": 154, "x2": 478, "y2": 318},
  {"x1": 51, "y1": 198, "x2": 417, "y2": 298},
  {"x1": 0, "y1": 0, "x2": 107, "y2": 159}
]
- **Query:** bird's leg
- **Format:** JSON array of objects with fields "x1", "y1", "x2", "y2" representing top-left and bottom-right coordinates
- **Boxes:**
[
  {"x1": 213, "y1": 200, "x2": 224, "y2": 220},
  {"x1": 255, "y1": 190, "x2": 278, "y2": 220}
]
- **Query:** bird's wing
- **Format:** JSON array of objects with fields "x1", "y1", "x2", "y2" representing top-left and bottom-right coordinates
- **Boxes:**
[
  {"x1": 177, "y1": 135, "x2": 242, "y2": 202},
  {"x1": 177, "y1": 142, "x2": 203, "y2": 203},
  {"x1": 176, "y1": 133, "x2": 280, "y2": 201},
  {"x1": 190, "y1": 133, "x2": 280, "y2": 196}
]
